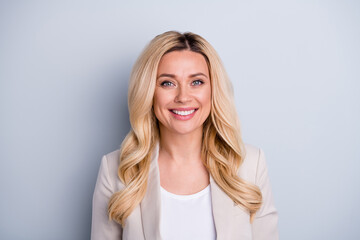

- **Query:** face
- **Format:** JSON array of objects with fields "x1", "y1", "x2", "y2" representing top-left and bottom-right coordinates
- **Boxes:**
[{"x1": 153, "y1": 50, "x2": 211, "y2": 136}]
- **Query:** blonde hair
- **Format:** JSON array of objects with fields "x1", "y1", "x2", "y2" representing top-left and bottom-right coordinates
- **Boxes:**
[{"x1": 108, "y1": 31, "x2": 262, "y2": 225}]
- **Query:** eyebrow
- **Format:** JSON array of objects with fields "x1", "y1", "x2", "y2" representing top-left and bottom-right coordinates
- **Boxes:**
[{"x1": 157, "y1": 72, "x2": 208, "y2": 79}]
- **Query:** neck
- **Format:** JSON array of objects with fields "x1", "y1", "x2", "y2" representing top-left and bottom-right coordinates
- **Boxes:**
[{"x1": 158, "y1": 125, "x2": 203, "y2": 166}]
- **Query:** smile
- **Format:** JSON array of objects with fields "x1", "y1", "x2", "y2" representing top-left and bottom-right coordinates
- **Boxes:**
[{"x1": 169, "y1": 108, "x2": 198, "y2": 120}]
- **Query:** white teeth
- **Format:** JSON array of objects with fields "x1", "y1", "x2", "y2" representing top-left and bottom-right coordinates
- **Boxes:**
[{"x1": 172, "y1": 109, "x2": 196, "y2": 116}]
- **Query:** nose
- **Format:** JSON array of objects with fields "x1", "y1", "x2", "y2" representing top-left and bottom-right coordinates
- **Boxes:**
[{"x1": 174, "y1": 85, "x2": 191, "y2": 103}]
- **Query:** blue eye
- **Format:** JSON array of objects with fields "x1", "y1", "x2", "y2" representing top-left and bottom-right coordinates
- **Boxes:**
[
  {"x1": 192, "y1": 80, "x2": 204, "y2": 86},
  {"x1": 160, "y1": 81, "x2": 174, "y2": 87}
]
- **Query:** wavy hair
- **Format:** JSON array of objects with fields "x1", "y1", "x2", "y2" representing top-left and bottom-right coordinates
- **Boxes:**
[{"x1": 108, "y1": 31, "x2": 262, "y2": 225}]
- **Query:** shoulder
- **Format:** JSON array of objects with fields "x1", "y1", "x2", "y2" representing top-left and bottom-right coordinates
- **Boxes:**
[
  {"x1": 100, "y1": 148, "x2": 125, "y2": 191},
  {"x1": 238, "y1": 143, "x2": 265, "y2": 184}
]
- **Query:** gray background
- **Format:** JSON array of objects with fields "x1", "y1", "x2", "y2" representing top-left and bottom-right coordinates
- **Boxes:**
[{"x1": 1, "y1": 0, "x2": 359, "y2": 239}]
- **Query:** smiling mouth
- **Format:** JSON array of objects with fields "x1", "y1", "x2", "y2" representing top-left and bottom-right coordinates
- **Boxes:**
[{"x1": 170, "y1": 108, "x2": 198, "y2": 116}]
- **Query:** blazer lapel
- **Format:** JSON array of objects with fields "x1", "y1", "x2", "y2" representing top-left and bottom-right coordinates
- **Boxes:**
[
  {"x1": 210, "y1": 174, "x2": 239, "y2": 239},
  {"x1": 140, "y1": 141, "x2": 162, "y2": 240}
]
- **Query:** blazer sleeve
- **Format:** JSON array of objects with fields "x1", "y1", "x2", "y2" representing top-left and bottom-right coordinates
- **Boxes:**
[
  {"x1": 91, "y1": 155, "x2": 123, "y2": 240},
  {"x1": 252, "y1": 148, "x2": 279, "y2": 240}
]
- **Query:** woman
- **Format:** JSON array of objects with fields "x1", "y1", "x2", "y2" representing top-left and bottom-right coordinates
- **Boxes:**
[{"x1": 91, "y1": 31, "x2": 279, "y2": 240}]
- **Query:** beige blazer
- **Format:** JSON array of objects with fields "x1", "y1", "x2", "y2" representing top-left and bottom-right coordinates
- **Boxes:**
[{"x1": 91, "y1": 141, "x2": 279, "y2": 240}]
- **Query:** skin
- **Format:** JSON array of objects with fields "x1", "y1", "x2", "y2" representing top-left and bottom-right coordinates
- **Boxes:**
[{"x1": 153, "y1": 50, "x2": 212, "y2": 195}]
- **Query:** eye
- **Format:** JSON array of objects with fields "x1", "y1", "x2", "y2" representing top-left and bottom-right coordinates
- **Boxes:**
[
  {"x1": 192, "y1": 80, "x2": 204, "y2": 86},
  {"x1": 160, "y1": 81, "x2": 174, "y2": 87}
]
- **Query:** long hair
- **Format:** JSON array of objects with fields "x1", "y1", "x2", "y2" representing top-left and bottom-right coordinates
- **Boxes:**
[{"x1": 108, "y1": 31, "x2": 262, "y2": 225}]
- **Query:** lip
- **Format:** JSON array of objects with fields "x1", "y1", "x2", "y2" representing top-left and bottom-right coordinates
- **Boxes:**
[{"x1": 169, "y1": 108, "x2": 198, "y2": 120}]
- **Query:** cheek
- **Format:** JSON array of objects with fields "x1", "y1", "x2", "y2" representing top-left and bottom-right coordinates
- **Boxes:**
[
  {"x1": 199, "y1": 87, "x2": 212, "y2": 108},
  {"x1": 153, "y1": 90, "x2": 171, "y2": 113},
  {"x1": 153, "y1": 90, "x2": 162, "y2": 108}
]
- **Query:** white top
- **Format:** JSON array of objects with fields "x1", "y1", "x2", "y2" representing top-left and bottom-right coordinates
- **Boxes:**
[{"x1": 160, "y1": 184, "x2": 216, "y2": 240}]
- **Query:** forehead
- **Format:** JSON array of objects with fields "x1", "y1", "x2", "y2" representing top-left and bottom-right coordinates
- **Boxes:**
[{"x1": 157, "y1": 50, "x2": 209, "y2": 77}]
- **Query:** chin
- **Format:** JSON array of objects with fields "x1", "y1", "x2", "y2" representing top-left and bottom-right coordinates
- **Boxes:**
[{"x1": 171, "y1": 126, "x2": 202, "y2": 135}]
